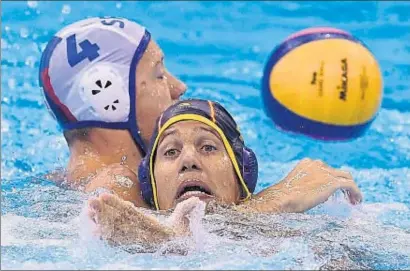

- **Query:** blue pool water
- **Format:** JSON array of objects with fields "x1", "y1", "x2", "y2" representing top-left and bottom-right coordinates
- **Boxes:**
[{"x1": 1, "y1": 1, "x2": 410, "y2": 269}]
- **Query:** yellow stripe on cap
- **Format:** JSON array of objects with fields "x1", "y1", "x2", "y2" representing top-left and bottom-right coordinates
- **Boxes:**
[
  {"x1": 208, "y1": 101, "x2": 216, "y2": 122},
  {"x1": 149, "y1": 114, "x2": 252, "y2": 210},
  {"x1": 157, "y1": 112, "x2": 164, "y2": 130}
]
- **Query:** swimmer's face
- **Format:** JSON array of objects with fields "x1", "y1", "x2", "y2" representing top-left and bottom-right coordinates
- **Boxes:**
[
  {"x1": 154, "y1": 121, "x2": 241, "y2": 210},
  {"x1": 135, "y1": 40, "x2": 187, "y2": 145}
]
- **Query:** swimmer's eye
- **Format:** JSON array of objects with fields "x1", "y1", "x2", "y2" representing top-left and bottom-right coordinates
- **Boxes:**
[
  {"x1": 201, "y1": 144, "x2": 217, "y2": 153},
  {"x1": 164, "y1": 148, "x2": 180, "y2": 157},
  {"x1": 155, "y1": 62, "x2": 166, "y2": 80}
]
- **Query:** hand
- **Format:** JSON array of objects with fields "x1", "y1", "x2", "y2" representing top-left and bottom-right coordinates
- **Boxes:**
[
  {"x1": 87, "y1": 193, "x2": 175, "y2": 247},
  {"x1": 239, "y1": 158, "x2": 363, "y2": 213},
  {"x1": 87, "y1": 193, "x2": 205, "y2": 247},
  {"x1": 167, "y1": 197, "x2": 206, "y2": 236}
]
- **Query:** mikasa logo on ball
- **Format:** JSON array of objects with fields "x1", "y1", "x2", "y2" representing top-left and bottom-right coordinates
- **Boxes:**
[
  {"x1": 310, "y1": 61, "x2": 325, "y2": 97},
  {"x1": 337, "y1": 58, "x2": 348, "y2": 101}
]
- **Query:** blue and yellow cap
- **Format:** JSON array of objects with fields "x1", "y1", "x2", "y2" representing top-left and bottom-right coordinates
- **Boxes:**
[{"x1": 138, "y1": 99, "x2": 258, "y2": 210}]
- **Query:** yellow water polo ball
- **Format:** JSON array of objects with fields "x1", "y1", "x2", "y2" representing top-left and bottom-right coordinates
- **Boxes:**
[{"x1": 261, "y1": 27, "x2": 383, "y2": 140}]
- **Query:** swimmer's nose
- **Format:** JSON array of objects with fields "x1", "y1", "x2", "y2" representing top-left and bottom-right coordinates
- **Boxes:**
[
  {"x1": 179, "y1": 148, "x2": 201, "y2": 173},
  {"x1": 168, "y1": 73, "x2": 187, "y2": 100}
]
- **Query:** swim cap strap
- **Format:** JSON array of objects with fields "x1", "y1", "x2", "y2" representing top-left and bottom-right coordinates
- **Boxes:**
[{"x1": 128, "y1": 30, "x2": 151, "y2": 156}]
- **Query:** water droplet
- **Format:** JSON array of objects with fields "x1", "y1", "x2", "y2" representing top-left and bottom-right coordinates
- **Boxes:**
[
  {"x1": 252, "y1": 45, "x2": 260, "y2": 53},
  {"x1": 20, "y1": 27, "x2": 29, "y2": 38},
  {"x1": 24, "y1": 10, "x2": 30, "y2": 16},
  {"x1": 242, "y1": 67, "x2": 250, "y2": 74},
  {"x1": 5, "y1": 26, "x2": 10, "y2": 32},
  {"x1": 27, "y1": 1, "x2": 38, "y2": 8},
  {"x1": 8, "y1": 78, "x2": 16, "y2": 90},
  {"x1": 25, "y1": 56, "x2": 36, "y2": 68},
  {"x1": 61, "y1": 4, "x2": 71, "y2": 14},
  {"x1": 116, "y1": 2, "x2": 122, "y2": 9}
]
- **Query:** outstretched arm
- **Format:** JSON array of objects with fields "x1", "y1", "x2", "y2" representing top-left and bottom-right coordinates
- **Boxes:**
[
  {"x1": 236, "y1": 158, "x2": 362, "y2": 213},
  {"x1": 87, "y1": 193, "x2": 205, "y2": 248}
]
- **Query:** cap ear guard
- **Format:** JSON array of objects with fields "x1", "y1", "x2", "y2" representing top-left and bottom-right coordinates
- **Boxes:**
[
  {"x1": 138, "y1": 155, "x2": 154, "y2": 206},
  {"x1": 242, "y1": 146, "x2": 258, "y2": 194},
  {"x1": 231, "y1": 137, "x2": 258, "y2": 197},
  {"x1": 78, "y1": 63, "x2": 130, "y2": 122}
]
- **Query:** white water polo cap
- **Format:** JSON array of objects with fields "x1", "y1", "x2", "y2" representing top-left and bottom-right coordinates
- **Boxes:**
[{"x1": 39, "y1": 17, "x2": 151, "y2": 155}]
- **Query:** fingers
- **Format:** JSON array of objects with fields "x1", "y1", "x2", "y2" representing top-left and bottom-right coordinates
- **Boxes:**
[
  {"x1": 87, "y1": 205, "x2": 98, "y2": 224},
  {"x1": 326, "y1": 168, "x2": 362, "y2": 204},
  {"x1": 89, "y1": 198, "x2": 103, "y2": 212},
  {"x1": 285, "y1": 158, "x2": 363, "y2": 210},
  {"x1": 317, "y1": 163, "x2": 355, "y2": 183},
  {"x1": 322, "y1": 174, "x2": 362, "y2": 205},
  {"x1": 87, "y1": 197, "x2": 107, "y2": 231},
  {"x1": 169, "y1": 197, "x2": 200, "y2": 224},
  {"x1": 99, "y1": 193, "x2": 135, "y2": 211},
  {"x1": 88, "y1": 197, "x2": 103, "y2": 224},
  {"x1": 100, "y1": 193, "x2": 124, "y2": 208},
  {"x1": 339, "y1": 181, "x2": 363, "y2": 205},
  {"x1": 167, "y1": 197, "x2": 206, "y2": 236},
  {"x1": 174, "y1": 197, "x2": 202, "y2": 215}
]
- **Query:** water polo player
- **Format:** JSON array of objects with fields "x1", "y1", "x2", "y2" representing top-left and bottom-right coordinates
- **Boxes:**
[
  {"x1": 87, "y1": 99, "x2": 362, "y2": 246},
  {"x1": 39, "y1": 17, "x2": 186, "y2": 206}
]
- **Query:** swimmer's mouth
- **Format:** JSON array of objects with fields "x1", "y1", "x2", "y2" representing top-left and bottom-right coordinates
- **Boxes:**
[{"x1": 176, "y1": 180, "x2": 214, "y2": 202}]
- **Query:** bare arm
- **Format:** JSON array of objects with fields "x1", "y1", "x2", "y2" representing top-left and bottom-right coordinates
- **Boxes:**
[
  {"x1": 236, "y1": 158, "x2": 362, "y2": 214},
  {"x1": 87, "y1": 193, "x2": 204, "y2": 248},
  {"x1": 84, "y1": 163, "x2": 149, "y2": 208}
]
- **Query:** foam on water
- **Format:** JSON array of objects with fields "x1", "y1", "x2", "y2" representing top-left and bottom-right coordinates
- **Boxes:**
[
  {"x1": 3, "y1": 178, "x2": 409, "y2": 270},
  {"x1": 2, "y1": 1, "x2": 410, "y2": 270}
]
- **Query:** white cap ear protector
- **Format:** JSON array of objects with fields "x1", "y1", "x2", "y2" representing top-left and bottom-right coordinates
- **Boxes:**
[{"x1": 79, "y1": 63, "x2": 130, "y2": 122}]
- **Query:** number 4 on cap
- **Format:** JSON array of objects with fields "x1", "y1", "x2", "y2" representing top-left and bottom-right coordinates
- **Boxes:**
[{"x1": 66, "y1": 34, "x2": 100, "y2": 67}]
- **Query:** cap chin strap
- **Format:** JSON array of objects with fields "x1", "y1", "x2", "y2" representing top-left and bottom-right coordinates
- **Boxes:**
[
  {"x1": 127, "y1": 30, "x2": 151, "y2": 158},
  {"x1": 129, "y1": 126, "x2": 146, "y2": 157}
]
